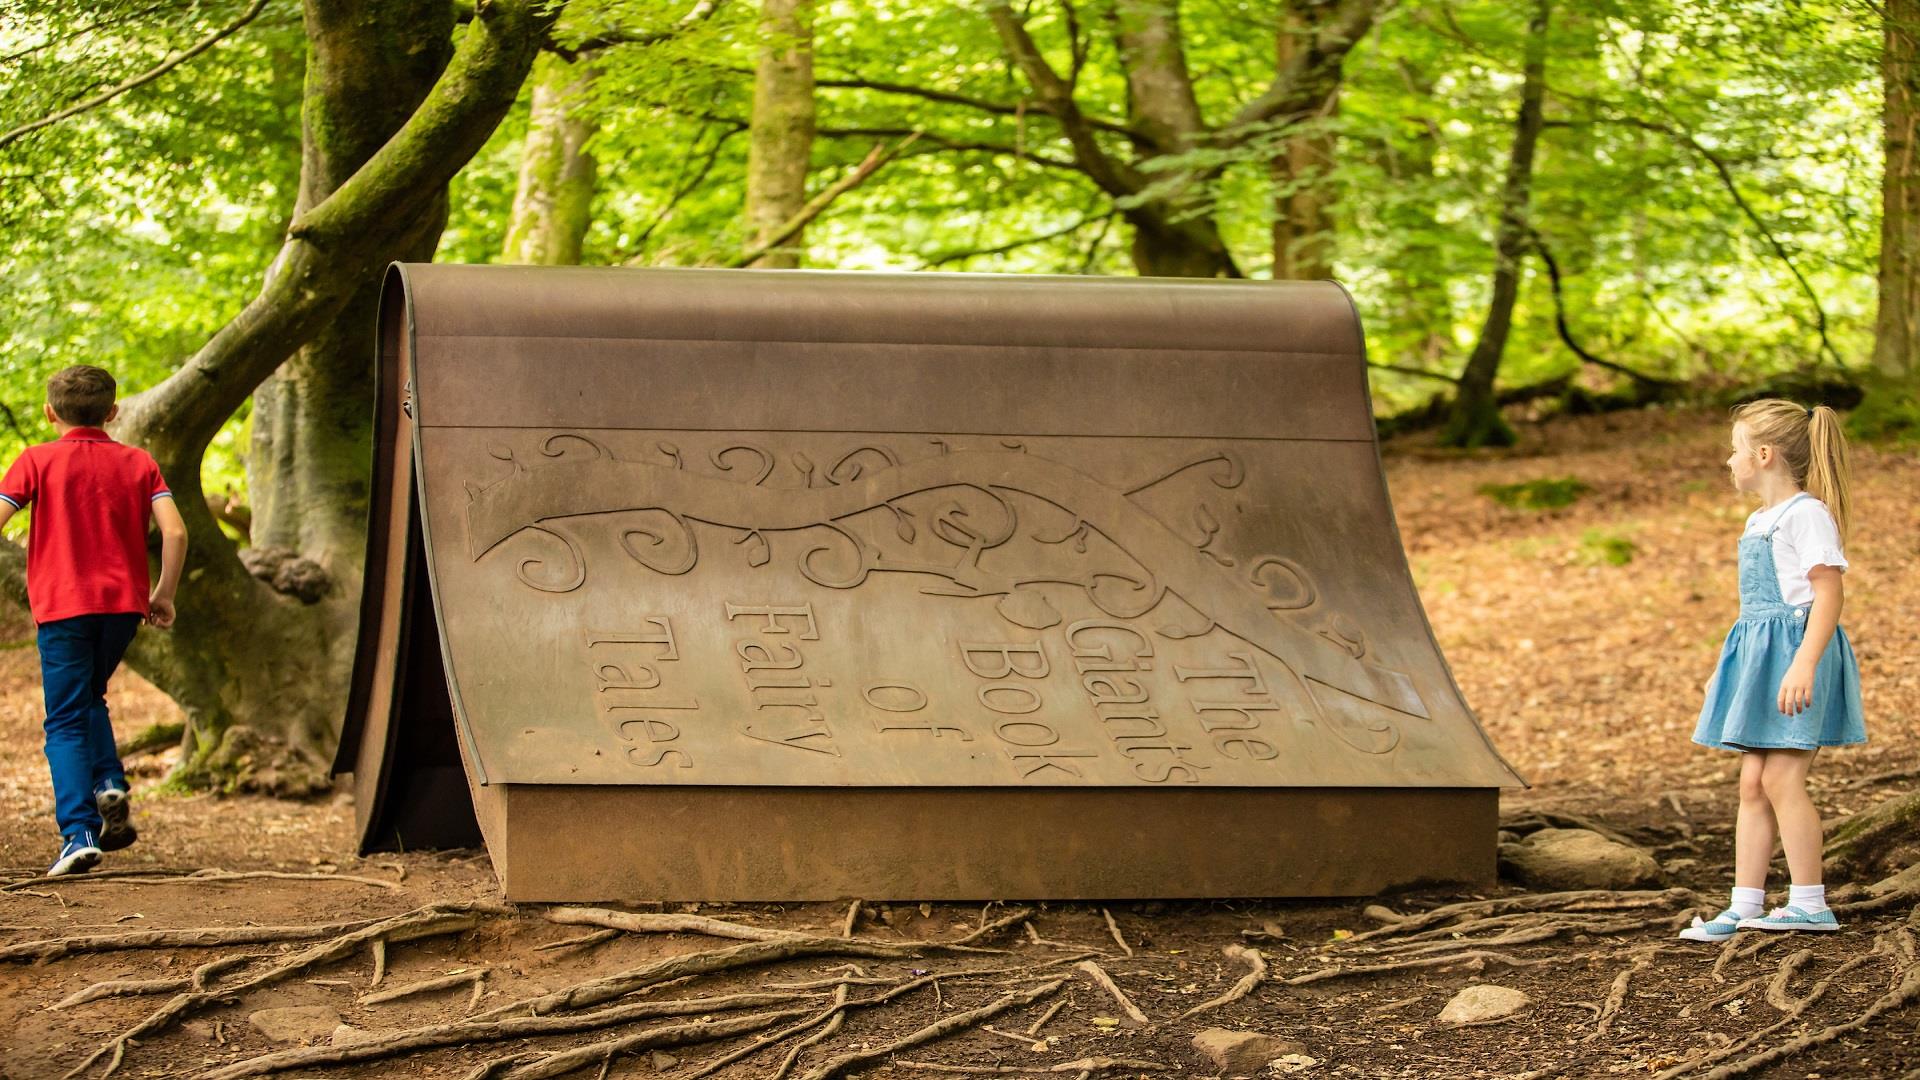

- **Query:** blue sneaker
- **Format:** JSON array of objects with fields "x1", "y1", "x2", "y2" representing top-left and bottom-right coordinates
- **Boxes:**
[
  {"x1": 1678, "y1": 908, "x2": 1744, "y2": 942},
  {"x1": 1737, "y1": 905, "x2": 1840, "y2": 932},
  {"x1": 48, "y1": 831, "x2": 102, "y2": 877},
  {"x1": 95, "y1": 782, "x2": 137, "y2": 852}
]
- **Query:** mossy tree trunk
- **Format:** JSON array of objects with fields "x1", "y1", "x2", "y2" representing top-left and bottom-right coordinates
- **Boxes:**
[
  {"x1": 744, "y1": 0, "x2": 814, "y2": 268},
  {"x1": 1443, "y1": 0, "x2": 1549, "y2": 450},
  {"x1": 504, "y1": 51, "x2": 600, "y2": 266},
  {"x1": 0, "y1": 0, "x2": 558, "y2": 794},
  {"x1": 1875, "y1": 0, "x2": 1920, "y2": 384}
]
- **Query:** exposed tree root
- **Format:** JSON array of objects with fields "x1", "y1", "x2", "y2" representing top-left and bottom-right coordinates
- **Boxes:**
[
  {"x1": 361, "y1": 967, "x2": 490, "y2": 1006},
  {"x1": 1357, "y1": 914, "x2": 1651, "y2": 958},
  {"x1": 545, "y1": 907, "x2": 804, "y2": 942},
  {"x1": 1652, "y1": 933, "x2": 1901, "y2": 1080},
  {"x1": 4, "y1": 917, "x2": 379, "y2": 963},
  {"x1": 1343, "y1": 888, "x2": 1696, "y2": 943},
  {"x1": 684, "y1": 982, "x2": 852, "y2": 1080},
  {"x1": 1100, "y1": 908, "x2": 1133, "y2": 957},
  {"x1": 842, "y1": 899, "x2": 862, "y2": 937},
  {"x1": 1286, "y1": 948, "x2": 1602, "y2": 986},
  {"x1": 1174, "y1": 945, "x2": 1267, "y2": 1021},
  {"x1": 69, "y1": 903, "x2": 500, "y2": 1079},
  {"x1": 2, "y1": 867, "x2": 401, "y2": 892},
  {"x1": 54, "y1": 953, "x2": 262, "y2": 1009},
  {"x1": 496, "y1": 1006, "x2": 820, "y2": 1080},
  {"x1": 535, "y1": 928, "x2": 619, "y2": 953},
  {"x1": 772, "y1": 1003, "x2": 848, "y2": 1080},
  {"x1": 473, "y1": 908, "x2": 1032, "y2": 1021},
  {"x1": 194, "y1": 991, "x2": 824, "y2": 1079},
  {"x1": 792, "y1": 978, "x2": 1068, "y2": 1080},
  {"x1": 1762, "y1": 948, "x2": 1815, "y2": 1012},
  {"x1": 1074, "y1": 960, "x2": 1148, "y2": 1024},
  {"x1": 1697, "y1": 962, "x2": 1920, "y2": 1079},
  {"x1": 892, "y1": 1059, "x2": 1173, "y2": 1075},
  {"x1": 1582, "y1": 947, "x2": 1654, "y2": 1042}
]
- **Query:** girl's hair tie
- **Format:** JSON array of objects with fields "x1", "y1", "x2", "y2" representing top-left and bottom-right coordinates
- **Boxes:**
[{"x1": 1805, "y1": 406, "x2": 1815, "y2": 419}]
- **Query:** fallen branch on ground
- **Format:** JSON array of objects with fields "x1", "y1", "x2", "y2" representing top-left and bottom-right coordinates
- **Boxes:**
[
  {"x1": 1101, "y1": 909, "x2": 1133, "y2": 957},
  {"x1": 1175, "y1": 945, "x2": 1267, "y2": 1021},
  {"x1": 1075, "y1": 960, "x2": 1148, "y2": 1024}
]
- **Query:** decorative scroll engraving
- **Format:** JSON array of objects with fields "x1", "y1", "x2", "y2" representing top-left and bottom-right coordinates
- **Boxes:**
[{"x1": 467, "y1": 443, "x2": 1429, "y2": 755}]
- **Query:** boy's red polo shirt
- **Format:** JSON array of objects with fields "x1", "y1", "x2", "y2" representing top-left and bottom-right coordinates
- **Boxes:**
[{"x1": 0, "y1": 428, "x2": 172, "y2": 624}]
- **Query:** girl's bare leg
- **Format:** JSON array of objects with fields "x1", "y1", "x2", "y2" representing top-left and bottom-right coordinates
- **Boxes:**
[
  {"x1": 1734, "y1": 750, "x2": 1777, "y2": 890},
  {"x1": 1760, "y1": 748, "x2": 1823, "y2": 885}
]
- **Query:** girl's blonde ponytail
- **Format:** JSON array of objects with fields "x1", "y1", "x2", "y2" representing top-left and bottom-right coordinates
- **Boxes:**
[{"x1": 1804, "y1": 405, "x2": 1852, "y2": 546}]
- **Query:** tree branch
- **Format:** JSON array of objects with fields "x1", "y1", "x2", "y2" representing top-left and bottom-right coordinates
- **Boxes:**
[
  {"x1": 552, "y1": 0, "x2": 726, "y2": 60},
  {"x1": 1111, "y1": 0, "x2": 1206, "y2": 153},
  {"x1": 816, "y1": 126, "x2": 1081, "y2": 172},
  {"x1": 120, "y1": 0, "x2": 559, "y2": 461},
  {"x1": 1216, "y1": 0, "x2": 1385, "y2": 146},
  {"x1": 1528, "y1": 228, "x2": 1679, "y2": 388},
  {"x1": 727, "y1": 134, "x2": 920, "y2": 268},
  {"x1": 811, "y1": 73, "x2": 1140, "y2": 139},
  {"x1": 1576, "y1": 112, "x2": 1843, "y2": 368},
  {"x1": 916, "y1": 210, "x2": 1119, "y2": 269},
  {"x1": 982, "y1": 0, "x2": 1144, "y2": 196},
  {"x1": 0, "y1": 0, "x2": 271, "y2": 153}
]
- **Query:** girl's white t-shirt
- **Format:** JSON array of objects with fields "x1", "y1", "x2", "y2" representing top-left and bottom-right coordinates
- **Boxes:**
[{"x1": 1742, "y1": 495, "x2": 1848, "y2": 606}]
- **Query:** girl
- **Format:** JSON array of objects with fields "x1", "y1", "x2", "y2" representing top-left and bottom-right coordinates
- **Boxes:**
[{"x1": 1680, "y1": 400, "x2": 1864, "y2": 942}]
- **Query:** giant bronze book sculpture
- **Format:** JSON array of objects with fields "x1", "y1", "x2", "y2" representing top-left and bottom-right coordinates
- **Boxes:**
[{"x1": 335, "y1": 264, "x2": 1524, "y2": 901}]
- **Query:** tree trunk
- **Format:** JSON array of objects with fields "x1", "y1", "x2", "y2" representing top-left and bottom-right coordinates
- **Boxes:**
[
  {"x1": 0, "y1": 0, "x2": 558, "y2": 794},
  {"x1": 744, "y1": 0, "x2": 814, "y2": 268},
  {"x1": 1271, "y1": 1, "x2": 1338, "y2": 281},
  {"x1": 1443, "y1": 0, "x2": 1550, "y2": 449},
  {"x1": 1382, "y1": 63, "x2": 1451, "y2": 367},
  {"x1": 503, "y1": 52, "x2": 599, "y2": 266},
  {"x1": 1875, "y1": 0, "x2": 1920, "y2": 381},
  {"x1": 175, "y1": 0, "x2": 455, "y2": 791}
]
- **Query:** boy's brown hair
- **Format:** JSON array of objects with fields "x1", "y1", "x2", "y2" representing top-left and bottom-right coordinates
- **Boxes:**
[{"x1": 48, "y1": 365, "x2": 117, "y2": 427}]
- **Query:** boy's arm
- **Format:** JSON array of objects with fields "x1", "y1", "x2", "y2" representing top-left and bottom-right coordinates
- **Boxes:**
[
  {"x1": 0, "y1": 501, "x2": 14, "y2": 533},
  {"x1": 148, "y1": 496, "x2": 188, "y2": 629}
]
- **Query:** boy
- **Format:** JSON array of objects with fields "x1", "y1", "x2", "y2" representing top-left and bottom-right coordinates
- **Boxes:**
[{"x1": 0, "y1": 365, "x2": 187, "y2": 876}]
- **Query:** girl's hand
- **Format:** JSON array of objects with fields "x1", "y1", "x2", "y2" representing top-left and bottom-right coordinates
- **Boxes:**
[{"x1": 1778, "y1": 659, "x2": 1816, "y2": 715}]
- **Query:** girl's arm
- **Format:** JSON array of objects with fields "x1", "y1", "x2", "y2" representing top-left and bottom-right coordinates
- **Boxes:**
[{"x1": 1778, "y1": 565, "x2": 1843, "y2": 715}]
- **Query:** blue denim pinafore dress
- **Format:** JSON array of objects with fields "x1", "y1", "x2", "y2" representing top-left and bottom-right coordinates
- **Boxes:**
[{"x1": 1692, "y1": 493, "x2": 1866, "y2": 752}]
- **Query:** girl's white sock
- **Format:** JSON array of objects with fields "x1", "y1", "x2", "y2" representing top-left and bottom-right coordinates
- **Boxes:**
[
  {"x1": 1729, "y1": 886, "x2": 1766, "y2": 919},
  {"x1": 1788, "y1": 883, "x2": 1828, "y2": 913}
]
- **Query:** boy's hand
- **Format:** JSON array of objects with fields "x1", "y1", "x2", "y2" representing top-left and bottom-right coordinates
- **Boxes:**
[
  {"x1": 1778, "y1": 658, "x2": 1816, "y2": 716},
  {"x1": 147, "y1": 593, "x2": 175, "y2": 629}
]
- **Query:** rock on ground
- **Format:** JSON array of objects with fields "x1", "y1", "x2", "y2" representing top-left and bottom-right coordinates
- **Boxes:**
[
  {"x1": 1499, "y1": 826, "x2": 1662, "y2": 890},
  {"x1": 1438, "y1": 984, "x2": 1532, "y2": 1025},
  {"x1": 247, "y1": 1005, "x2": 341, "y2": 1043},
  {"x1": 1191, "y1": 1028, "x2": 1307, "y2": 1075}
]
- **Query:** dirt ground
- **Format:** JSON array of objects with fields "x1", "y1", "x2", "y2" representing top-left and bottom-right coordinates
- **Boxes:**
[{"x1": 1, "y1": 407, "x2": 1917, "y2": 1080}]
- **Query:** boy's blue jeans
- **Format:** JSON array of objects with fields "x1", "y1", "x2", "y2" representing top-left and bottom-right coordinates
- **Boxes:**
[{"x1": 39, "y1": 613, "x2": 141, "y2": 839}]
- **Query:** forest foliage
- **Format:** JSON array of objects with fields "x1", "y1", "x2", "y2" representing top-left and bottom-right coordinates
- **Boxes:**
[{"x1": 0, "y1": 0, "x2": 1892, "y2": 478}]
